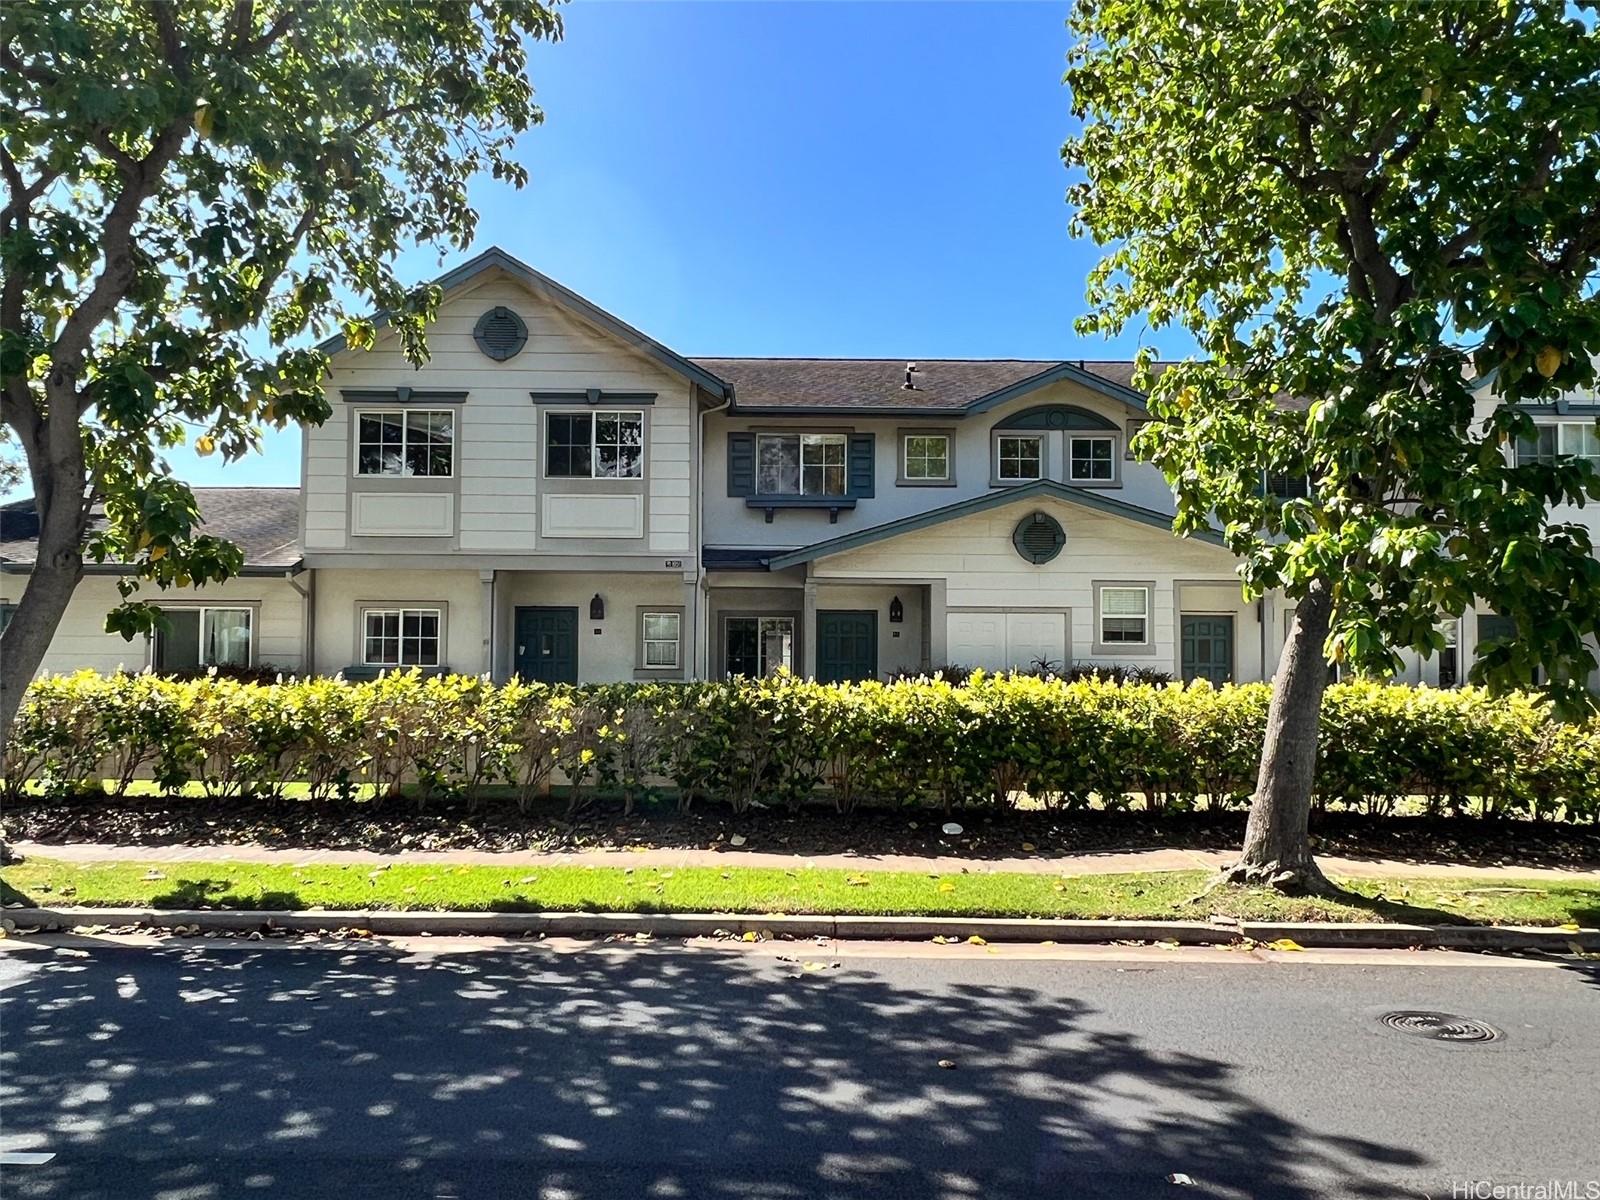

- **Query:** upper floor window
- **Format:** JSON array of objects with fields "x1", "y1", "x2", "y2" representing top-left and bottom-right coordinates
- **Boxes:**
[
  {"x1": 154, "y1": 606, "x2": 253, "y2": 672},
  {"x1": 758, "y1": 433, "x2": 845, "y2": 496},
  {"x1": 357, "y1": 410, "x2": 454, "y2": 477},
  {"x1": 996, "y1": 434, "x2": 1043, "y2": 481},
  {"x1": 547, "y1": 410, "x2": 644, "y2": 478},
  {"x1": 1068, "y1": 435, "x2": 1115, "y2": 482},
  {"x1": 902, "y1": 434, "x2": 950, "y2": 482},
  {"x1": 1516, "y1": 421, "x2": 1600, "y2": 468}
]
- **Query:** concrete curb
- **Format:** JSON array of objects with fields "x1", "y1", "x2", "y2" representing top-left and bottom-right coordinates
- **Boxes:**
[{"x1": 9, "y1": 906, "x2": 1599, "y2": 951}]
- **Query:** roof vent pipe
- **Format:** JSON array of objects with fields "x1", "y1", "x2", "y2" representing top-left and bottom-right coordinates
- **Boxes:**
[{"x1": 903, "y1": 362, "x2": 919, "y2": 390}]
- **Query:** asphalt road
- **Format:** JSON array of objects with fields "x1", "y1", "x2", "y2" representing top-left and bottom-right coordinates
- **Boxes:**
[{"x1": 1, "y1": 936, "x2": 1597, "y2": 1200}]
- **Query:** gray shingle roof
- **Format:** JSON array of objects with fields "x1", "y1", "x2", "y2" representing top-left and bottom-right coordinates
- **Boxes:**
[
  {"x1": 1, "y1": 487, "x2": 302, "y2": 571},
  {"x1": 689, "y1": 358, "x2": 1161, "y2": 413}
]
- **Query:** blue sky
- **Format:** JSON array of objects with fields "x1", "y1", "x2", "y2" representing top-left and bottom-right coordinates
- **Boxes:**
[{"x1": 166, "y1": 0, "x2": 1200, "y2": 488}]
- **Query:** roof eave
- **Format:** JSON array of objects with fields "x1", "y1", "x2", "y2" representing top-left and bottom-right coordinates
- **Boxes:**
[{"x1": 766, "y1": 480, "x2": 1222, "y2": 570}]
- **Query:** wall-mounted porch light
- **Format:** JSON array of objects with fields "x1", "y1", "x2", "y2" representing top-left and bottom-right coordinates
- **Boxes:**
[
  {"x1": 589, "y1": 594, "x2": 606, "y2": 622},
  {"x1": 889, "y1": 595, "x2": 904, "y2": 624}
]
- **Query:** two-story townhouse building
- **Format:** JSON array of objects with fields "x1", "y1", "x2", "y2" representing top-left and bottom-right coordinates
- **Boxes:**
[{"x1": 5, "y1": 246, "x2": 1597, "y2": 689}]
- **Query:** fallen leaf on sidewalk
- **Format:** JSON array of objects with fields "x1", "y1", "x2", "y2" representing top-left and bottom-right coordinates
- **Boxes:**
[
  {"x1": 1265, "y1": 938, "x2": 1305, "y2": 952},
  {"x1": 967, "y1": 935, "x2": 987, "y2": 946},
  {"x1": 932, "y1": 935, "x2": 956, "y2": 944}
]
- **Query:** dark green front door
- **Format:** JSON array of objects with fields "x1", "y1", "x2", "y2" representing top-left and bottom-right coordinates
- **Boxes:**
[
  {"x1": 1181, "y1": 615, "x2": 1234, "y2": 684},
  {"x1": 515, "y1": 606, "x2": 578, "y2": 683},
  {"x1": 817, "y1": 610, "x2": 877, "y2": 683}
]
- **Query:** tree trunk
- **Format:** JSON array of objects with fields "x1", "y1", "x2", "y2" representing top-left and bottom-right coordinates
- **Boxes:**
[{"x1": 1220, "y1": 580, "x2": 1335, "y2": 894}]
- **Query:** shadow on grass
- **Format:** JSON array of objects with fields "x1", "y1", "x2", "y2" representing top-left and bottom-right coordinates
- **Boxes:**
[{"x1": 0, "y1": 936, "x2": 1435, "y2": 1199}]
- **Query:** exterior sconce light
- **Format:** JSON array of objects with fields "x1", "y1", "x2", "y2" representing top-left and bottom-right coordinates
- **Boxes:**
[
  {"x1": 889, "y1": 595, "x2": 904, "y2": 624},
  {"x1": 589, "y1": 594, "x2": 605, "y2": 622}
]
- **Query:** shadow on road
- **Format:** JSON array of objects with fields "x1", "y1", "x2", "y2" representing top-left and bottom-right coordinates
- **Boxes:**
[{"x1": 0, "y1": 937, "x2": 1425, "y2": 1199}]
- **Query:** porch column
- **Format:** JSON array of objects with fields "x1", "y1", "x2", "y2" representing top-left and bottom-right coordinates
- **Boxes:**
[
  {"x1": 681, "y1": 571, "x2": 699, "y2": 681},
  {"x1": 479, "y1": 569, "x2": 495, "y2": 679},
  {"x1": 926, "y1": 579, "x2": 947, "y2": 669},
  {"x1": 802, "y1": 576, "x2": 819, "y2": 679}
]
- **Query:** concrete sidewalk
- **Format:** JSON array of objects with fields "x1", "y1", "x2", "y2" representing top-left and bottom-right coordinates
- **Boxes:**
[{"x1": 11, "y1": 840, "x2": 1599, "y2": 882}]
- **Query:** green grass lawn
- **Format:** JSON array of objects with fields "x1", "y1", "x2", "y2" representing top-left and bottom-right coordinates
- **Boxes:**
[{"x1": 2, "y1": 858, "x2": 1595, "y2": 926}]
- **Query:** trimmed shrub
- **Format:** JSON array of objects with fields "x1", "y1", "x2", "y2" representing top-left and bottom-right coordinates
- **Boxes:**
[{"x1": 2, "y1": 669, "x2": 1595, "y2": 820}]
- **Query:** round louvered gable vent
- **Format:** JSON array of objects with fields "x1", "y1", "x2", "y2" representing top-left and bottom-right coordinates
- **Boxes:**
[
  {"x1": 473, "y1": 306, "x2": 528, "y2": 361},
  {"x1": 1012, "y1": 512, "x2": 1066, "y2": 564}
]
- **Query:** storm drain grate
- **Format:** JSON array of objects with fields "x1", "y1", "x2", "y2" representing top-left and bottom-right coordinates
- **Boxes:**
[{"x1": 1380, "y1": 1011, "x2": 1501, "y2": 1043}]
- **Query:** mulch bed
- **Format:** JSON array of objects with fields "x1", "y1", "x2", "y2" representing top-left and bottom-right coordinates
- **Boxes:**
[{"x1": 4, "y1": 792, "x2": 1598, "y2": 870}]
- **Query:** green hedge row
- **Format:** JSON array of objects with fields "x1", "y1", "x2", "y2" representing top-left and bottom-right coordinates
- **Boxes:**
[{"x1": 4, "y1": 670, "x2": 1596, "y2": 820}]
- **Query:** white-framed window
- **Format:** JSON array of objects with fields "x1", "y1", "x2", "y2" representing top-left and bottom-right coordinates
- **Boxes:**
[
  {"x1": 996, "y1": 434, "x2": 1043, "y2": 481},
  {"x1": 1516, "y1": 421, "x2": 1600, "y2": 468},
  {"x1": 757, "y1": 433, "x2": 846, "y2": 496},
  {"x1": 725, "y1": 616, "x2": 795, "y2": 677},
  {"x1": 356, "y1": 409, "x2": 454, "y2": 477},
  {"x1": 1098, "y1": 586, "x2": 1150, "y2": 645},
  {"x1": 546, "y1": 410, "x2": 645, "y2": 478},
  {"x1": 153, "y1": 607, "x2": 253, "y2": 672},
  {"x1": 902, "y1": 433, "x2": 950, "y2": 482},
  {"x1": 641, "y1": 611, "x2": 682, "y2": 669},
  {"x1": 362, "y1": 607, "x2": 442, "y2": 667},
  {"x1": 1068, "y1": 435, "x2": 1115, "y2": 482}
]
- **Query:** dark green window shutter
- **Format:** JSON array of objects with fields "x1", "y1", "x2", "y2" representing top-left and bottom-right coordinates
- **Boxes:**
[
  {"x1": 728, "y1": 432, "x2": 756, "y2": 496},
  {"x1": 848, "y1": 433, "x2": 875, "y2": 498}
]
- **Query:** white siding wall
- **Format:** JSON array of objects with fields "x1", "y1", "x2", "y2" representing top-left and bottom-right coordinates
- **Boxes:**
[
  {"x1": 3, "y1": 575, "x2": 306, "y2": 677},
  {"x1": 812, "y1": 496, "x2": 1247, "y2": 678},
  {"x1": 308, "y1": 272, "x2": 698, "y2": 561},
  {"x1": 494, "y1": 571, "x2": 694, "y2": 683},
  {"x1": 702, "y1": 378, "x2": 1174, "y2": 549}
]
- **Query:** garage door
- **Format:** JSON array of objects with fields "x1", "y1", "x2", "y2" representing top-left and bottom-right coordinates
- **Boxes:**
[{"x1": 947, "y1": 610, "x2": 1067, "y2": 671}]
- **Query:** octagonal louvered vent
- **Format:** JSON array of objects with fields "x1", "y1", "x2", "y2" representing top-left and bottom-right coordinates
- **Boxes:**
[
  {"x1": 1013, "y1": 511, "x2": 1066, "y2": 564},
  {"x1": 473, "y1": 306, "x2": 528, "y2": 361}
]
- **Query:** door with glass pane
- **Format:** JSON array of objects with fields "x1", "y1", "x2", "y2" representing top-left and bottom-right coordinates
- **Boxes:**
[
  {"x1": 153, "y1": 607, "x2": 252, "y2": 673},
  {"x1": 723, "y1": 616, "x2": 796, "y2": 679}
]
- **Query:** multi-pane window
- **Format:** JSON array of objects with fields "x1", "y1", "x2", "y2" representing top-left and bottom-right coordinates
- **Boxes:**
[
  {"x1": 356, "y1": 410, "x2": 454, "y2": 477},
  {"x1": 641, "y1": 611, "x2": 681, "y2": 669},
  {"x1": 997, "y1": 435, "x2": 1043, "y2": 481},
  {"x1": 1515, "y1": 426, "x2": 1558, "y2": 466},
  {"x1": 1560, "y1": 422, "x2": 1600, "y2": 466},
  {"x1": 903, "y1": 434, "x2": 950, "y2": 482},
  {"x1": 1437, "y1": 616, "x2": 1460, "y2": 689},
  {"x1": 153, "y1": 607, "x2": 253, "y2": 672},
  {"x1": 1068, "y1": 436, "x2": 1115, "y2": 482},
  {"x1": 1098, "y1": 586, "x2": 1150, "y2": 645},
  {"x1": 363, "y1": 608, "x2": 442, "y2": 667},
  {"x1": 725, "y1": 616, "x2": 795, "y2": 678},
  {"x1": 545, "y1": 411, "x2": 644, "y2": 478},
  {"x1": 1264, "y1": 471, "x2": 1312, "y2": 500},
  {"x1": 1516, "y1": 422, "x2": 1600, "y2": 468},
  {"x1": 757, "y1": 434, "x2": 846, "y2": 496}
]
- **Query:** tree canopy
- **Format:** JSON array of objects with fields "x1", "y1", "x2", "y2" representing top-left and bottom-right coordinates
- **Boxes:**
[
  {"x1": 1064, "y1": 0, "x2": 1600, "y2": 705},
  {"x1": 0, "y1": 0, "x2": 562, "y2": 729}
]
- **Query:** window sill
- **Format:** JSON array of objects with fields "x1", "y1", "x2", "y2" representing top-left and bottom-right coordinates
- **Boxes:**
[
  {"x1": 895, "y1": 477, "x2": 957, "y2": 488},
  {"x1": 1066, "y1": 478, "x2": 1122, "y2": 489},
  {"x1": 745, "y1": 496, "x2": 858, "y2": 524}
]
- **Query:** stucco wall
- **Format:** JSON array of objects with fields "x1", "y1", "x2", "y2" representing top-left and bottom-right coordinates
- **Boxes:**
[
  {"x1": 492, "y1": 570, "x2": 696, "y2": 683},
  {"x1": 310, "y1": 568, "x2": 485, "y2": 676},
  {"x1": 2, "y1": 574, "x2": 306, "y2": 677}
]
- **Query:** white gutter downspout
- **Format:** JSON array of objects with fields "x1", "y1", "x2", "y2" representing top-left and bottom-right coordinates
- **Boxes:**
[{"x1": 695, "y1": 385, "x2": 733, "y2": 680}]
